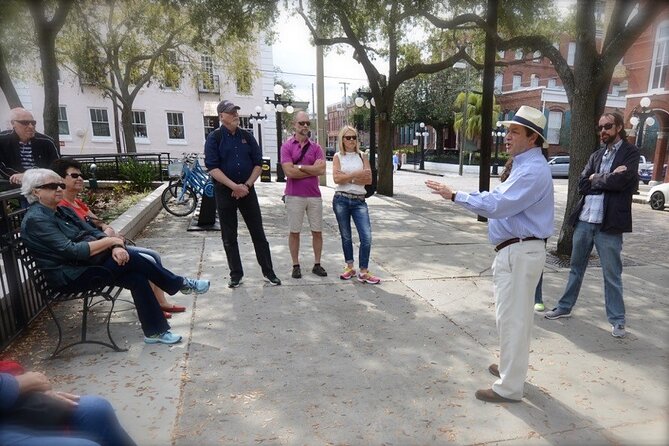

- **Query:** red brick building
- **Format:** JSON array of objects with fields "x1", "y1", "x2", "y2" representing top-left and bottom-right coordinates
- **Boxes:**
[{"x1": 622, "y1": 9, "x2": 669, "y2": 184}]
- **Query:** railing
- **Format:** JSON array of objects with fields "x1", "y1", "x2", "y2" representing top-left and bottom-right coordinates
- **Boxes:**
[
  {"x1": 0, "y1": 190, "x2": 38, "y2": 352},
  {"x1": 66, "y1": 152, "x2": 173, "y2": 182}
]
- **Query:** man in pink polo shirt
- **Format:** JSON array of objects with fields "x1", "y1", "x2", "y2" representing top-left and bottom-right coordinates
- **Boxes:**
[{"x1": 280, "y1": 110, "x2": 327, "y2": 279}]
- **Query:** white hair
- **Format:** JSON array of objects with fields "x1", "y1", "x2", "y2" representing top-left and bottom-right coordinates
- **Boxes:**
[
  {"x1": 20, "y1": 169, "x2": 62, "y2": 204},
  {"x1": 9, "y1": 107, "x2": 32, "y2": 121}
]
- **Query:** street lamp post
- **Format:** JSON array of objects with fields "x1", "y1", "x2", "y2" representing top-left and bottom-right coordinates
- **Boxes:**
[
  {"x1": 630, "y1": 96, "x2": 655, "y2": 151},
  {"x1": 355, "y1": 89, "x2": 377, "y2": 194},
  {"x1": 265, "y1": 84, "x2": 294, "y2": 182},
  {"x1": 249, "y1": 105, "x2": 267, "y2": 151},
  {"x1": 491, "y1": 122, "x2": 506, "y2": 176},
  {"x1": 418, "y1": 122, "x2": 427, "y2": 170}
]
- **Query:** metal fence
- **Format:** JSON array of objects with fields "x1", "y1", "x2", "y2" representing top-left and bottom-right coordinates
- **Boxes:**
[
  {"x1": 0, "y1": 190, "x2": 38, "y2": 352},
  {"x1": 66, "y1": 152, "x2": 173, "y2": 182}
]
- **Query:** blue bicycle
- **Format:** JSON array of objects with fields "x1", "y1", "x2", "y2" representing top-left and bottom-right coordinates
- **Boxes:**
[{"x1": 161, "y1": 154, "x2": 214, "y2": 216}]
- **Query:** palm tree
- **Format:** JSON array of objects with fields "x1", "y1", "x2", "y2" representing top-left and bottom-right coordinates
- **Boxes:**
[{"x1": 453, "y1": 92, "x2": 501, "y2": 148}]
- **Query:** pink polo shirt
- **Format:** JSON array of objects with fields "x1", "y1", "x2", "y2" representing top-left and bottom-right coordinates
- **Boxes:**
[{"x1": 280, "y1": 136, "x2": 324, "y2": 197}]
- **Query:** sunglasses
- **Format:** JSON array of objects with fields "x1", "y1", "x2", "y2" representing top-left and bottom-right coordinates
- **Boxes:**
[
  {"x1": 597, "y1": 123, "x2": 615, "y2": 131},
  {"x1": 14, "y1": 120, "x2": 37, "y2": 126},
  {"x1": 297, "y1": 121, "x2": 311, "y2": 126},
  {"x1": 67, "y1": 173, "x2": 85, "y2": 179},
  {"x1": 343, "y1": 135, "x2": 357, "y2": 141},
  {"x1": 36, "y1": 182, "x2": 66, "y2": 190}
]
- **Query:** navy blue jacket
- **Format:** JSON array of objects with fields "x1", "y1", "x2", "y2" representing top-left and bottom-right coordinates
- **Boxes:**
[
  {"x1": 568, "y1": 140, "x2": 639, "y2": 233},
  {"x1": 0, "y1": 130, "x2": 60, "y2": 180}
]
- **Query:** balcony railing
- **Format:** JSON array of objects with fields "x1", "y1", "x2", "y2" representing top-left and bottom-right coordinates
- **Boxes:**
[{"x1": 198, "y1": 74, "x2": 220, "y2": 94}]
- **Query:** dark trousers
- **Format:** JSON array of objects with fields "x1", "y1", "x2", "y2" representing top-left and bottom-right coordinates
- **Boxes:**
[
  {"x1": 60, "y1": 251, "x2": 184, "y2": 337},
  {"x1": 214, "y1": 184, "x2": 274, "y2": 279}
]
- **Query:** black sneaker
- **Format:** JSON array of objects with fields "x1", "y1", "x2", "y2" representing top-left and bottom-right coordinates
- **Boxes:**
[
  {"x1": 264, "y1": 273, "x2": 282, "y2": 286},
  {"x1": 228, "y1": 277, "x2": 243, "y2": 288},
  {"x1": 312, "y1": 264, "x2": 327, "y2": 277},
  {"x1": 292, "y1": 265, "x2": 302, "y2": 279}
]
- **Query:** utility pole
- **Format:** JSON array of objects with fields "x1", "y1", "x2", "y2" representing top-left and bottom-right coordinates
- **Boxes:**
[
  {"x1": 339, "y1": 81, "x2": 350, "y2": 124},
  {"x1": 317, "y1": 45, "x2": 327, "y2": 186}
]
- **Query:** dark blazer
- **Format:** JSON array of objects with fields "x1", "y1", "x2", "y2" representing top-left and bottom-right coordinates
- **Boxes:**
[
  {"x1": 568, "y1": 139, "x2": 639, "y2": 233},
  {"x1": 0, "y1": 130, "x2": 60, "y2": 180}
]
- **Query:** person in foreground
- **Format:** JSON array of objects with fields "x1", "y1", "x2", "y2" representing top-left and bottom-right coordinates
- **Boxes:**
[
  {"x1": 331, "y1": 126, "x2": 380, "y2": 284},
  {"x1": 1, "y1": 361, "x2": 135, "y2": 446},
  {"x1": 50, "y1": 158, "x2": 186, "y2": 319},
  {"x1": 426, "y1": 105, "x2": 554, "y2": 403},
  {"x1": 545, "y1": 112, "x2": 639, "y2": 338},
  {"x1": 20, "y1": 169, "x2": 210, "y2": 345},
  {"x1": 204, "y1": 100, "x2": 281, "y2": 288}
]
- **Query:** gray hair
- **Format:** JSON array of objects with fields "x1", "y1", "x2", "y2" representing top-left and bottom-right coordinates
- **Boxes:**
[{"x1": 21, "y1": 168, "x2": 62, "y2": 204}]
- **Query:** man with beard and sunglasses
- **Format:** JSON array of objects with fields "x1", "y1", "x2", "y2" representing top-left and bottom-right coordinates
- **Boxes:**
[
  {"x1": 545, "y1": 112, "x2": 640, "y2": 339},
  {"x1": 1, "y1": 108, "x2": 59, "y2": 188}
]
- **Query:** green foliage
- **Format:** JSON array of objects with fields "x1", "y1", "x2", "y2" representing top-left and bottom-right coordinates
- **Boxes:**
[
  {"x1": 453, "y1": 92, "x2": 501, "y2": 142},
  {"x1": 119, "y1": 159, "x2": 158, "y2": 191}
]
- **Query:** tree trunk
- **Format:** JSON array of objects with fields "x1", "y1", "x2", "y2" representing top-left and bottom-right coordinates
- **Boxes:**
[
  {"x1": 121, "y1": 104, "x2": 137, "y2": 153},
  {"x1": 39, "y1": 36, "x2": 60, "y2": 146},
  {"x1": 376, "y1": 103, "x2": 395, "y2": 196},
  {"x1": 0, "y1": 48, "x2": 22, "y2": 108},
  {"x1": 435, "y1": 124, "x2": 445, "y2": 156},
  {"x1": 556, "y1": 90, "x2": 600, "y2": 256}
]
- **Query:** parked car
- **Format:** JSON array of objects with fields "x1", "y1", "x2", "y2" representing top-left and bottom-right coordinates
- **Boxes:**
[
  {"x1": 325, "y1": 146, "x2": 335, "y2": 160},
  {"x1": 639, "y1": 163, "x2": 667, "y2": 184},
  {"x1": 547, "y1": 155, "x2": 570, "y2": 178},
  {"x1": 648, "y1": 182, "x2": 669, "y2": 211}
]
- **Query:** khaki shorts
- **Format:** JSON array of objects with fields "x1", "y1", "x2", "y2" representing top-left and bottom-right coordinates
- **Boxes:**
[{"x1": 285, "y1": 196, "x2": 323, "y2": 233}]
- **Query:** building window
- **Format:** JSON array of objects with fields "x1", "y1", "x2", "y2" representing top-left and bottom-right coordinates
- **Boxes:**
[
  {"x1": 530, "y1": 74, "x2": 539, "y2": 87},
  {"x1": 649, "y1": 21, "x2": 669, "y2": 91},
  {"x1": 497, "y1": 50, "x2": 505, "y2": 59},
  {"x1": 512, "y1": 74, "x2": 522, "y2": 90},
  {"x1": 167, "y1": 112, "x2": 185, "y2": 140},
  {"x1": 203, "y1": 116, "x2": 218, "y2": 139},
  {"x1": 567, "y1": 42, "x2": 576, "y2": 66},
  {"x1": 132, "y1": 111, "x2": 148, "y2": 139},
  {"x1": 533, "y1": 51, "x2": 541, "y2": 63},
  {"x1": 547, "y1": 110, "x2": 563, "y2": 145},
  {"x1": 236, "y1": 72, "x2": 252, "y2": 95},
  {"x1": 89, "y1": 108, "x2": 110, "y2": 137},
  {"x1": 548, "y1": 78, "x2": 557, "y2": 88},
  {"x1": 58, "y1": 106, "x2": 69, "y2": 136},
  {"x1": 515, "y1": 49, "x2": 523, "y2": 60},
  {"x1": 161, "y1": 50, "x2": 181, "y2": 90}
]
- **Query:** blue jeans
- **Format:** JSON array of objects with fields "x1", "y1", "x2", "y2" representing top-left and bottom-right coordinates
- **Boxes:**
[
  {"x1": 0, "y1": 395, "x2": 136, "y2": 446},
  {"x1": 556, "y1": 221, "x2": 625, "y2": 325},
  {"x1": 126, "y1": 246, "x2": 161, "y2": 265},
  {"x1": 332, "y1": 194, "x2": 372, "y2": 270}
]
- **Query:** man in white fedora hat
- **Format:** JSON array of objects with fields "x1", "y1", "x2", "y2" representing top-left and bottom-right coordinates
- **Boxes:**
[{"x1": 426, "y1": 105, "x2": 554, "y2": 403}]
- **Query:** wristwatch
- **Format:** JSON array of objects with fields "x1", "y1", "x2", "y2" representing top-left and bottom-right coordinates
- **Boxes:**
[{"x1": 297, "y1": 165, "x2": 303, "y2": 170}]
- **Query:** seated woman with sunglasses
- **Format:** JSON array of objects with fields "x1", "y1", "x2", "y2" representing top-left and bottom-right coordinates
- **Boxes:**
[
  {"x1": 50, "y1": 158, "x2": 186, "y2": 318},
  {"x1": 19, "y1": 169, "x2": 210, "y2": 345},
  {"x1": 331, "y1": 126, "x2": 380, "y2": 284}
]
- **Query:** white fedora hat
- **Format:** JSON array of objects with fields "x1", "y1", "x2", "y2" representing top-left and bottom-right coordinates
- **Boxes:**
[{"x1": 498, "y1": 105, "x2": 547, "y2": 142}]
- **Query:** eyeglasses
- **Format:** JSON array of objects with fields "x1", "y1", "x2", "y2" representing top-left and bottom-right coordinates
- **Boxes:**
[
  {"x1": 67, "y1": 173, "x2": 85, "y2": 179},
  {"x1": 13, "y1": 120, "x2": 37, "y2": 126},
  {"x1": 36, "y1": 182, "x2": 66, "y2": 190},
  {"x1": 343, "y1": 135, "x2": 357, "y2": 141},
  {"x1": 297, "y1": 121, "x2": 311, "y2": 126},
  {"x1": 597, "y1": 123, "x2": 615, "y2": 131}
]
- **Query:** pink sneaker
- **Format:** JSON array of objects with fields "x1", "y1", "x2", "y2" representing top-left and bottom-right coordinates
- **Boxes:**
[
  {"x1": 357, "y1": 271, "x2": 380, "y2": 284},
  {"x1": 340, "y1": 267, "x2": 356, "y2": 280}
]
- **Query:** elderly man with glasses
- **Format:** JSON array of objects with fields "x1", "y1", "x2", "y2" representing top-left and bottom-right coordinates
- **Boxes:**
[
  {"x1": 280, "y1": 110, "x2": 327, "y2": 280},
  {"x1": 0, "y1": 108, "x2": 59, "y2": 187}
]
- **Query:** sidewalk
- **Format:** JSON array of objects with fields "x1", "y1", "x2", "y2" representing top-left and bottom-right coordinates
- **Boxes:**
[{"x1": 3, "y1": 170, "x2": 667, "y2": 445}]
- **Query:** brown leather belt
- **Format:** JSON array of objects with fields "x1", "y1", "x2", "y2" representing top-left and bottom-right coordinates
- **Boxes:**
[{"x1": 494, "y1": 236, "x2": 545, "y2": 252}]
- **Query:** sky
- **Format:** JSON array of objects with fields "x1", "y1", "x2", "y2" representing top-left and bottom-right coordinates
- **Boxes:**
[{"x1": 271, "y1": 8, "x2": 387, "y2": 113}]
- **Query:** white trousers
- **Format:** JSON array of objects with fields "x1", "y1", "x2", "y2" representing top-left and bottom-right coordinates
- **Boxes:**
[{"x1": 491, "y1": 239, "x2": 546, "y2": 399}]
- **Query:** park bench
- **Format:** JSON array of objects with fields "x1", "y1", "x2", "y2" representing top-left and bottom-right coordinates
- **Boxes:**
[{"x1": 11, "y1": 233, "x2": 127, "y2": 358}]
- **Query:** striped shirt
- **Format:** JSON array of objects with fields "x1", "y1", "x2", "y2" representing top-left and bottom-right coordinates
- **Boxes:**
[
  {"x1": 578, "y1": 138, "x2": 622, "y2": 224},
  {"x1": 18, "y1": 141, "x2": 35, "y2": 170}
]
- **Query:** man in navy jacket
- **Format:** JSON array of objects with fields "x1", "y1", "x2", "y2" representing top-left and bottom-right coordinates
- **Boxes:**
[{"x1": 546, "y1": 111, "x2": 639, "y2": 338}]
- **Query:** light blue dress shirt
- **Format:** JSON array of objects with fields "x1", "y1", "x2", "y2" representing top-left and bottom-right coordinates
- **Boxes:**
[{"x1": 454, "y1": 147, "x2": 554, "y2": 245}]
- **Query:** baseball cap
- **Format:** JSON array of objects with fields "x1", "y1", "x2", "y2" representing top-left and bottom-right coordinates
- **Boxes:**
[{"x1": 217, "y1": 100, "x2": 241, "y2": 114}]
